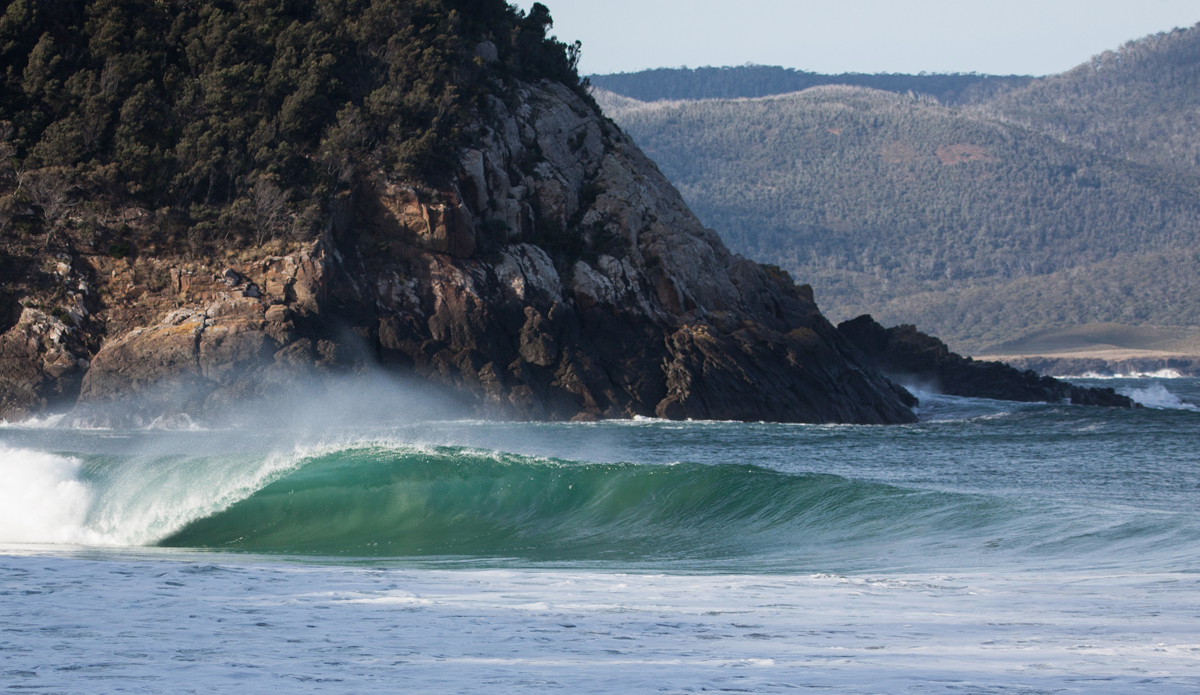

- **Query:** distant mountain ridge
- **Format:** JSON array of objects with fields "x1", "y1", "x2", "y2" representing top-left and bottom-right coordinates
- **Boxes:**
[
  {"x1": 589, "y1": 65, "x2": 1033, "y2": 105},
  {"x1": 589, "y1": 24, "x2": 1200, "y2": 354}
]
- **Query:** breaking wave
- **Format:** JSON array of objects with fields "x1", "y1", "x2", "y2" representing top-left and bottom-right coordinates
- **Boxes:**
[
  {"x1": 1118, "y1": 383, "x2": 1200, "y2": 411},
  {"x1": 3, "y1": 441, "x2": 1194, "y2": 571}
]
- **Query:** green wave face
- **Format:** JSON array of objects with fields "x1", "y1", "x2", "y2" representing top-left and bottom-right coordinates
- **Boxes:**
[{"x1": 159, "y1": 445, "x2": 963, "y2": 562}]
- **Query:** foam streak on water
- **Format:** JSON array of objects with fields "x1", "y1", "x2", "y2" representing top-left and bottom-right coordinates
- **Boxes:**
[{"x1": 1, "y1": 554, "x2": 1197, "y2": 694}]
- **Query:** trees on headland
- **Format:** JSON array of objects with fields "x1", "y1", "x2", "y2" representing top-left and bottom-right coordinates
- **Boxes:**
[{"x1": 0, "y1": 0, "x2": 586, "y2": 253}]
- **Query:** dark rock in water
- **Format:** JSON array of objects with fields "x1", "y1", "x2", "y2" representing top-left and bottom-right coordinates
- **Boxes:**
[{"x1": 837, "y1": 315, "x2": 1136, "y2": 408}]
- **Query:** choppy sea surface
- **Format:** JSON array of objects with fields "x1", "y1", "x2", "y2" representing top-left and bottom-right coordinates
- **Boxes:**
[{"x1": 2, "y1": 377, "x2": 1198, "y2": 693}]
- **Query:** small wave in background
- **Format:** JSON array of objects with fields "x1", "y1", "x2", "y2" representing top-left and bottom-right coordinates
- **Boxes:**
[
  {"x1": 1118, "y1": 382, "x2": 1200, "y2": 411},
  {"x1": 1075, "y1": 369, "x2": 1185, "y2": 379}
]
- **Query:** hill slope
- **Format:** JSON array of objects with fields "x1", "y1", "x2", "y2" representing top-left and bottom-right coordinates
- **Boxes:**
[
  {"x1": 981, "y1": 24, "x2": 1200, "y2": 173},
  {"x1": 597, "y1": 86, "x2": 1200, "y2": 352},
  {"x1": 592, "y1": 24, "x2": 1200, "y2": 353}
]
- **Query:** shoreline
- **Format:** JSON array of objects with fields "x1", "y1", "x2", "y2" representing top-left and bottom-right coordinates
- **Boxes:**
[{"x1": 978, "y1": 349, "x2": 1200, "y2": 377}]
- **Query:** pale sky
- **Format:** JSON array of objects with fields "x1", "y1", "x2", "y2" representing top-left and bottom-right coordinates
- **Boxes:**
[{"x1": 512, "y1": 0, "x2": 1200, "y2": 76}]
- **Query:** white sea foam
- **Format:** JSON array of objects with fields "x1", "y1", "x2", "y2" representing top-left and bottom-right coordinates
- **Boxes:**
[
  {"x1": 0, "y1": 446, "x2": 100, "y2": 544},
  {"x1": 1120, "y1": 383, "x2": 1200, "y2": 411},
  {"x1": 0, "y1": 412, "x2": 68, "y2": 429},
  {"x1": 1073, "y1": 368, "x2": 1186, "y2": 379},
  {"x1": 0, "y1": 443, "x2": 317, "y2": 547}
]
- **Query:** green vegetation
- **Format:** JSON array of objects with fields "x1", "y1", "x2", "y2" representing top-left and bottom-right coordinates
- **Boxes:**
[
  {"x1": 0, "y1": 0, "x2": 585, "y2": 252},
  {"x1": 594, "y1": 24, "x2": 1200, "y2": 353}
]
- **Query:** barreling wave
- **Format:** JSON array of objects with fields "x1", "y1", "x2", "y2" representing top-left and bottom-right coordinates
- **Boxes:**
[
  {"x1": 155, "y1": 445, "x2": 1195, "y2": 570},
  {"x1": 4, "y1": 441, "x2": 1195, "y2": 570},
  {"x1": 160, "y1": 446, "x2": 958, "y2": 560}
]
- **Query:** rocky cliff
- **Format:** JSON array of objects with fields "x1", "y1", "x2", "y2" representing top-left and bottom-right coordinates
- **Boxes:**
[{"x1": 1, "y1": 81, "x2": 923, "y2": 426}]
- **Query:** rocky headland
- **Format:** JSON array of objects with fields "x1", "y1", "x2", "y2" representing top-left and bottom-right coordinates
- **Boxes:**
[
  {"x1": 0, "y1": 1, "x2": 1134, "y2": 426},
  {"x1": 837, "y1": 315, "x2": 1135, "y2": 407}
]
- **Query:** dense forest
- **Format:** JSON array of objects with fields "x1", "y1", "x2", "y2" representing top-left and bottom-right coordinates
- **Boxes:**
[
  {"x1": 594, "y1": 23, "x2": 1200, "y2": 353},
  {"x1": 589, "y1": 65, "x2": 1033, "y2": 106},
  {"x1": 0, "y1": 0, "x2": 585, "y2": 257}
]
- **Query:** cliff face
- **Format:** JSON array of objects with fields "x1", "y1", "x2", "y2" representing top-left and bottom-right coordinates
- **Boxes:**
[{"x1": 0, "y1": 81, "x2": 919, "y2": 425}]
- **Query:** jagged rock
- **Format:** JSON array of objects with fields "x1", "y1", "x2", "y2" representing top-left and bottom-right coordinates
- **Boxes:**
[
  {"x1": 837, "y1": 315, "x2": 1135, "y2": 408},
  {"x1": 376, "y1": 184, "x2": 477, "y2": 258},
  {"x1": 0, "y1": 308, "x2": 90, "y2": 418},
  {"x1": 657, "y1": 323, "x2": 916, "y2": 424},
  {"x1": 519, "y1": 306, "x2": 558, "y2": 367}
]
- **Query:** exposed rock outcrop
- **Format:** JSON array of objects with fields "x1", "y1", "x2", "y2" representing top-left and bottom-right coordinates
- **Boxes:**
[
  {"x1": 837, "y1": 315, "x2": 1136, "y2": 408},
  {"x1": 0, "y1": 81, "x2": 921, "y2": 426}
]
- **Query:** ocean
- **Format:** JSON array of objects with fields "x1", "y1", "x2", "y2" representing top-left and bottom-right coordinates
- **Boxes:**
[{"x1": 2, "y1": 377, "x2": 1198, "y2": 693}]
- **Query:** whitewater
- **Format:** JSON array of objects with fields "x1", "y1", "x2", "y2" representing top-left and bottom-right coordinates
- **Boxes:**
[{"x1": 2, "y1": 377, "x2": 1198, "y2": 693}]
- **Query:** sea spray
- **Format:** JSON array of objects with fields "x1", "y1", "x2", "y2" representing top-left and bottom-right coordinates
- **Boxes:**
[
  {"x1": 0, "y1": 446, "x2": 95, "y2": 544},
  {"x1": 0, "y1": 443, "x2": 324, "y2": 547}
]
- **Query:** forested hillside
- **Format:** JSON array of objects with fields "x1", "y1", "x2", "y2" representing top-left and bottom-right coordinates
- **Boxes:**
[
  {"x1": 981, "y1": 25, "x2": 1200, "y2": 172},
  {"x1": 593, "y1": 23, "x2": 1200, "y2": 353},
  {"x1": 589, "y1": 65, "x2": 1032, "y2": 105}
]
